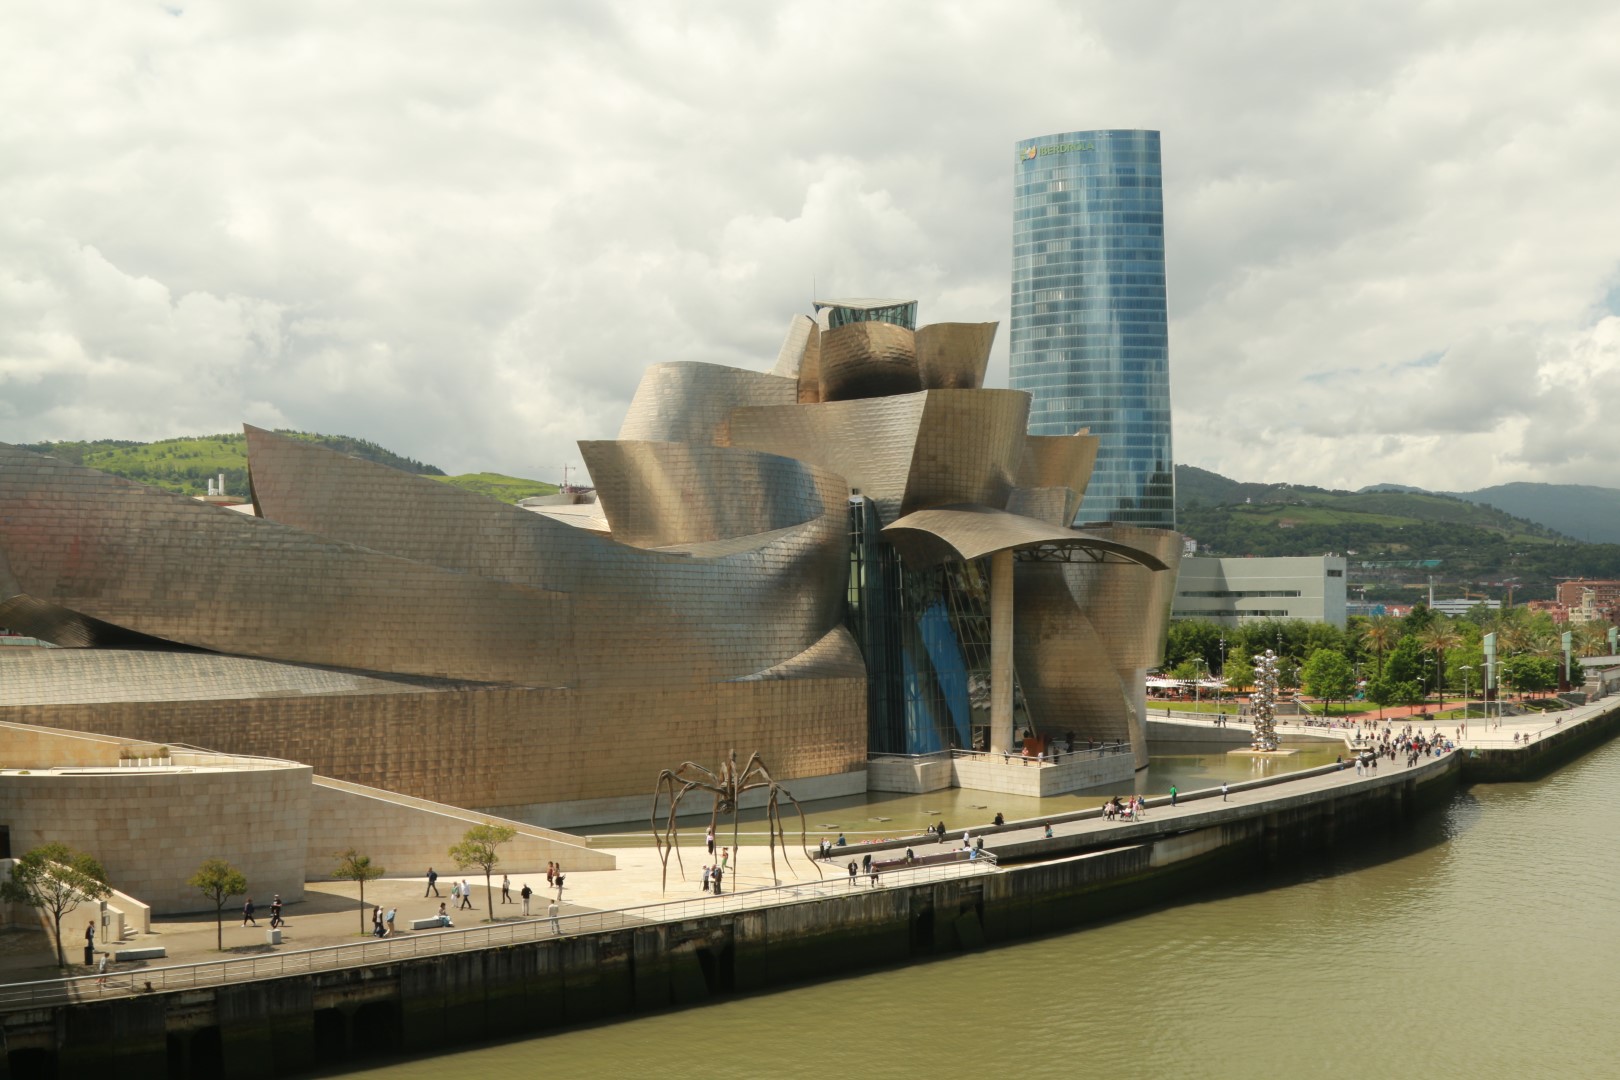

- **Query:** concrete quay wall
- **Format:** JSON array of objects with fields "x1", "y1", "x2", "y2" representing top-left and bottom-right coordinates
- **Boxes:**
[
  {"x1": 1460, "y1": 700, "x2": 1620, "y2": 783},
  {"x1": 2, "y1": 757, "x2": 1458, "y2": 1080}
]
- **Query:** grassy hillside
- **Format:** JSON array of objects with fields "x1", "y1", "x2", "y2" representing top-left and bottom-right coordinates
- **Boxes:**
[
  {"x1": 1174, "y1": 464, "x2": 1620, "y2": 600},
  {"x1": 434, "y1": 473, "x2": 559, "y2": 503},
  {"x1": 17, "y1": 434, "x2": 556, "y2": 505}
]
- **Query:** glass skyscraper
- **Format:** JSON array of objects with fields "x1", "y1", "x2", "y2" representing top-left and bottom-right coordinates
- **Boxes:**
[{"x1": 1010, "y1": 129, "x2": 1175, "y2": 528}]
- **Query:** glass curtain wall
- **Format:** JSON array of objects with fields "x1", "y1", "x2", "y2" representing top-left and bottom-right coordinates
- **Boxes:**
[{"x1": 1010, "y1": 129, "x2": 1175, "y2": 528}]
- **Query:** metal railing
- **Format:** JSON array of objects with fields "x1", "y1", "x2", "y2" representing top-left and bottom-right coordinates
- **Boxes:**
[{"x1": 0, "y1": 855, "x2": 997, "y2": 1011}]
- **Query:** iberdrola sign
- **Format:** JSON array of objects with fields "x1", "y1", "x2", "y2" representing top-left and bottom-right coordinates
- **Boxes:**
[{"x1": 1021, "y1": 140, "x2": 1096, "y2": 162}]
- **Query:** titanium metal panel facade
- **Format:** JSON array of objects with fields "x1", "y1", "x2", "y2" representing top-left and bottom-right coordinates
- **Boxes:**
[{"x1": 1010, "y1": 129, "x2": 1175, "y2": 529}]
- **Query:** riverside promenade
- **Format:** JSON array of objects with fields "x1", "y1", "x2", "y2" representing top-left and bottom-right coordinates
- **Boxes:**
[{"x1": 5, "y1": 694, "x2": 1619, "y2": 1080}]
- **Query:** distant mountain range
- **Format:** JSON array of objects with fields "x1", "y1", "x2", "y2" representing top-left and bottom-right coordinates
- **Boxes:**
[
  {"x1": 1173, "y1": 464, "x2": 1620, "y2": 599},
  {"x1": 1181, "y1": 466, "x2": 1620, "y2": 545}
]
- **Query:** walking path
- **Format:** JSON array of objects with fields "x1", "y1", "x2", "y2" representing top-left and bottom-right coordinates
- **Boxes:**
[{"x1": 5, "y1": 694, "x2": 1615, "y2": 1008}]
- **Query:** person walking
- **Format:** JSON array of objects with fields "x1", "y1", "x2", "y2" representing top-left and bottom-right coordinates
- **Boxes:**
[
  {"x1": 710, "y1": 866, "x2": 721, "y2": 893},
  {"x1": 848, "y1": 860, "x2": 858, "y2": 888},
  {"x1": 371, "y1": 906, "x2": 384, "y2": 937},
  {"x1": 425, "y1": 867, "x2": 440, "y2": 898},
  {"x1": 555, "y1": 868, "x2": 565, "y2": 898},
  {"x1": 720, "y1": 847, "x2": 730, "y2": 871},
  {"x1": 242, "y1": 897, "x2": 257, "y2": 927},
  {"x1": 548, "y1": 900, "x2": 560, "y2": 934},
  {"x1": 1221, "y1": 781, "x2": 1229, "y2": 802},
  {"x1": 546, "y1": 862, "x2": 556, "y2": 888},
  {"x1": 702, "y1": 865, "x2": 712, "y2": 892},
  {"x1": 449, "y1": 880, "x2": 461, "y2": 908},
  {"x1": 521, "y1": 882, "x2": 532, "y2": 915},
  {"x1": 95, "y1": 951, "x2": 109, "y2": 990},
  {"x1": 501, "y1": 875, "x2": 513, "y2": 905},
  {"x1": 84, "y1": 919, "x2": 96, "y2": 965},
  {"x1": 385, "y1": 907, "x2": 397, "y2": 937},
  {"x1": 269, "y1": 894, "x2": 284, "y2": 929},
  {"x1": 459, "y1": 880, "x2": 473, "y2": 910},
  {"x1": 1169, "y1": 784, "x2": 1178, "y2": 807},
  {"x1": 706, "y1": 825, "x2": 716, "y2": 855}
]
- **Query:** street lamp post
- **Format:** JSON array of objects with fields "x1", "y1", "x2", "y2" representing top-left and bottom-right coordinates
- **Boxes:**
[{"x1": 1459, "y1": 665, "x2": 1474, "y2": 722}]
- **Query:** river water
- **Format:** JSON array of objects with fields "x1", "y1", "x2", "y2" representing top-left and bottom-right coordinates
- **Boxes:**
[{"x1": 329, "y1": 738, "x2": 1620, "y2": 1079}]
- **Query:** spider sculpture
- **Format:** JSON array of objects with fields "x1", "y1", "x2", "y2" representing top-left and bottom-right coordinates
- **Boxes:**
[{"x1": 651, "y1": 749, "x2": 820, "y2": 893}]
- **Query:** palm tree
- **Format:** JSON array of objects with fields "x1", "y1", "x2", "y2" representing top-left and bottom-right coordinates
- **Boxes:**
[
  {"x1": 1418, "y1": 621, "x2": 1463, "y2": 701},
  {"x1": 1360, "y1": 616, "x2": 1400, "y2": 679},
  {"x1": 1573, "y1": 621, "x2": 1611, "y2": 657}
]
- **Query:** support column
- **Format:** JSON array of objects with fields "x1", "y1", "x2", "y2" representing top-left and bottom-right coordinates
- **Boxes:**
[{"x1": 989, "y1": 549, "x2": 1015, "y2": 754}]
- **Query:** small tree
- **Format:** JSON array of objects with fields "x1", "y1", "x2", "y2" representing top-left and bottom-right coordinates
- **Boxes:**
[
  {"x1": 1302, "y1": 649, "x2": 1355, "y2": 713},
  {"x1": 0, "y1": 843, "x2": 112, "y2": 967},
  {"x1": 449, "y1": 823, "x2": 517, "y2": 922},
  {"x1": 188, "y1": 858, "x2": 248, "y2": 951},
  {"x1": 333, "y1": 850, "x2": 386, "y2": 934}
]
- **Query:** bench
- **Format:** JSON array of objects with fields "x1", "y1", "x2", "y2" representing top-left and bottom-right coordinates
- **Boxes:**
[
  {"x1": 116, "y1": 947, "x2": 166, "y2": 962},
  {"x1": 410, "y1": 917, "x2": 451, "y2": 930}
]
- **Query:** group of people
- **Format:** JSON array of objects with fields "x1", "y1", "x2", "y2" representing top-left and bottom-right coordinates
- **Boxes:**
[
  {"x1": 700, "y1": 847, "x2": 731, "y2": 893},
  {"x1": 371, "y1": 905, "x2": 398, "y2": 936},
  {"x1": 1352, "y1": 723, "x2": 1455, "y2": 771},
  {"x1": 1102, "y1": 795, "x2": 1146, "y2": 821}
]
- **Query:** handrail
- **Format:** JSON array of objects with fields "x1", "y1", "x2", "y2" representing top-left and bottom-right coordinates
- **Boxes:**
[{"x1": 0, "y1": 854, "x2": 997, "y2": 1011}]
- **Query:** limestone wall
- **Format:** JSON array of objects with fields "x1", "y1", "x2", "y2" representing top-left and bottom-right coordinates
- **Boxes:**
[
  {"x1": 305, "y1": 779, "x2": 614, "y2": 879},
  {"x1": 0, "y1": 763, "x2": 311, "y2": 914}
]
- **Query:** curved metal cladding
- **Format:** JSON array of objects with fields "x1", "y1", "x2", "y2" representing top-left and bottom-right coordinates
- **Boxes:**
[
  {"x1": 616, "y1": 361, "x2": 797, "y2": 446},
  {"x1": 1056, "y1": 524, "x2": 1183, "y2": 674},
  {"x1": 817, "y1": 321, "x2": 921, "y2": 401},
  {"x1": 0, "y1": 436, "x2": 866, "y2": 814},
  {"x1": 916, "y1": 322, "x2": 997, "y2": 390},
  {"x1": 729, "y1": 389, "x2": 1029, "y2": 525},
  {"x1": 243, "y1": 429, "x2": 849, "y2": 687},
  {"x1": 577, "y1": 440, "x2": 839, "y2": 549},
  {"x1": 1017, "y1": 434, "x2": 1100, "y2": 493},
  {"x1": 903, "y1": 390, "x2": 1028, "y2": 516},
  {"x1": 771, "y1": 313, "x2": 817, "y2": 378},
  {"x1": 729, "y1": 393, "x2": 927, "y2": 522},
  {"x1": 1012, "y1": 562, "x2": 1139, "y2": 756},
  {"x1": 1007, "y1": 433, "x2": 1099, "y2": 526}
]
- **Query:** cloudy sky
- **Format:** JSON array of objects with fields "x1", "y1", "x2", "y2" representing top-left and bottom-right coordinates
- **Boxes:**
[{"x1": 3, "y1": 1, "x2": 1618, "y2": 493}]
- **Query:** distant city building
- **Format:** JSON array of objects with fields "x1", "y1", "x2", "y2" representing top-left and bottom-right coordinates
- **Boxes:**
[
  {"x1": 1010, "y1": 129, "x2": 1174, "y2": 529},
  {"x1": 1556, "y1": 579, "x2": 1620, "y2": 624},
  {"x1": 1429, "y1": 598, "x2": 1501, "y2": 617},
  {"x1": 1173, "y1": 556, "x2": 1348, "y2": 627},
  {"x1": 1526, "y1": 599, "x2": 1569, "y2": 623}
]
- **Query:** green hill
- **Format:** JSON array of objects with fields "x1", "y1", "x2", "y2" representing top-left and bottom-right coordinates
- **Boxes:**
[
  {"x1": 1174, "y1": 464, "x2": 1620, "y2": 601},
  {"x1": 17, "y1": 434, "x2": 557, "y2": 505}
]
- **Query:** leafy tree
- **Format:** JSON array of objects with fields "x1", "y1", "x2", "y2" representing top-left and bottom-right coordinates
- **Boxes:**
[
  {"x1": 1221, "y1": 655, "x2": 1254, "y2": 694},
  {"x1": 1302, "y1": 649, "x2": 1355, "y2": 710},
  {"x1": 450, "y1": 823, "x2": 517, "y2": 922},
  {"x1": 189, "y1": 859, "x2": 248, "y2": 951},
  {"x1": 1366, "y1": 675, "x2": 1424, "y2": 711},
  {"x1": 0, "y1": 843, "x2": 112, "y2": 967},
  {"x1": 1502, "y1": 655, "x2": 1559, "y2": 696},
  {"x1": 333, "y1": 850, "x2": 386, "y2": 935},
  {"x1": 1384, "y1": 636, "x2": 1426, "y2": 688}
]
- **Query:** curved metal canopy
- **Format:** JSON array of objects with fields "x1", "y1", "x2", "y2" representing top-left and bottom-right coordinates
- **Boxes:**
[{"x1": 881, "y1": 504, "x2": 1170, "y2": 570}]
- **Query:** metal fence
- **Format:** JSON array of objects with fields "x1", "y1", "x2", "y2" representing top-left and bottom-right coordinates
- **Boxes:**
[{"x1": 0, "y1": 854, "x2": 997, "y2": 1011}]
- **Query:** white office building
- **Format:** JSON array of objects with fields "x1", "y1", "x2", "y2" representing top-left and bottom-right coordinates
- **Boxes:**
[{"x1": 1172, "y1": 556, "x2": 1348, "y2": 627}]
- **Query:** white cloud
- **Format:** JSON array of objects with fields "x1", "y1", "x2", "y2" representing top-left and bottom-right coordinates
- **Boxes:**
[{"x1": 0, "y1": 0, "x2": 1617, "y2": 496}]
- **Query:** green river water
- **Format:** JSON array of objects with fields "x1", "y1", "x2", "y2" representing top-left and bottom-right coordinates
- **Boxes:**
[{"x1": 324, "y1": 738, "x2": 1620, "y2": 1079}]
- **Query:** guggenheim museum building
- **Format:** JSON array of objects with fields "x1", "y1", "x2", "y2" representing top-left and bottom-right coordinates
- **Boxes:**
[{"x1": 0, "y1": 299, "x2": 1180, "y2": 825}]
